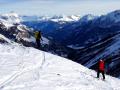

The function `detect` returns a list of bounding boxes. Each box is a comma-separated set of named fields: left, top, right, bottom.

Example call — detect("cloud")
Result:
left=0, top=0, right=120, bottom=16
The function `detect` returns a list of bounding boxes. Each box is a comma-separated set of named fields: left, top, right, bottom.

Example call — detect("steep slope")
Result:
left=0, top=44, right=120, bottom=90
left=1, top=11, right=120, bottom=80
left=19, top=10, right=120, bottom=78
left=71, top=32, right=120, bottom=78
left=0, top=34, right=13, bottom=44
left=62, top=10, right=120, bottom=46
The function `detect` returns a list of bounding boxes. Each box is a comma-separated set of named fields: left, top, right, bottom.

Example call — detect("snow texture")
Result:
left=0, top=44, right=120, bottom=90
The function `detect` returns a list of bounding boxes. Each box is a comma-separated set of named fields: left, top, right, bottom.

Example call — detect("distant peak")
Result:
left=2, top=12, right=19, bottom=18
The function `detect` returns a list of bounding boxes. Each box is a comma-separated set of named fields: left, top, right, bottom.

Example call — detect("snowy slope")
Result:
left=71, top=32, right=120, bottom=78
left=0, top=44, right=120, bottom=90
left=85, top=33, right=120, bottom=68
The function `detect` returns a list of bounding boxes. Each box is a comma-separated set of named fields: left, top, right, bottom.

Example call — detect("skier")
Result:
left=35, top=31, right=42, bottom=49
left=97, top=59, right=105, bottom=80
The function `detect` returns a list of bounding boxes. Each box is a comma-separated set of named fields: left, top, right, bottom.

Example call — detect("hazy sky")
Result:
left=0, top=0, right=120, bottom=16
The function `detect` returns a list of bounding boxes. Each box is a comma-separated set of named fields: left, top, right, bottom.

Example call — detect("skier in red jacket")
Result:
left=97, top=59, right=105, bottom=80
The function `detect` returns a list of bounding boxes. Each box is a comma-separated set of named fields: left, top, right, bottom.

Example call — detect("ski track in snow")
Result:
left=0, top=44, right=120, bottom=90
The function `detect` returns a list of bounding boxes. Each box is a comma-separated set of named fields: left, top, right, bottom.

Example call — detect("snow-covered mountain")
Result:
left=44, top=10, right=120, bottom=46
left=27, top=9, right=120, bottom=79
left=0, top=20, right=35, bottom=47
left=0, top=34, right=15, bottom=44
left=79, top=14, right=97, bottom=23
left=98, top=10, right=120, bottom=26
left=0, top=44, right=120, bottom=90
left=0, top=12, right=20, bottom=28
left=22, top=10, right=120, bottom=78
left=1, top=10, right=120, bottom=79
left=21, top=14, right=97, bottom=44
left=50, top=15, right=81, bottom=22
left=20, top=14, right=82, bottom=38
left=0, top=12, right=50, bottom=48
left=21, top=15, right=81, bottom=22
left=7, top=10, right=120, bottom=45
left=69, top=32, right=120, bottom=78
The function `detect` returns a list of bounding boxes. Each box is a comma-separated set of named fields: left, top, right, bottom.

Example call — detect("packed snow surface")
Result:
left=0, top=44, right=120, bottom=90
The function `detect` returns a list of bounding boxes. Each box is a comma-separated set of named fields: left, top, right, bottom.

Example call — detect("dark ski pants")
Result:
left=97, top=70, right=105, bottom=80
left=36, top=39, right=41, bottom=49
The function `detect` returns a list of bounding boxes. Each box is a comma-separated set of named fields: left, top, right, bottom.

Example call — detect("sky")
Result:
left=0, top=0, right=120, bottom=16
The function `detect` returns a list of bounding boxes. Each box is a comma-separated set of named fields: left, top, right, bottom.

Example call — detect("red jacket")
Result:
left=99, top=60, right=105, bottom=71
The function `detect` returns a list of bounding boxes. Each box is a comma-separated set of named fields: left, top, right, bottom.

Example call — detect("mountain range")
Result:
left=0, top=10, right=120, bottom=78
left=1, top=13, right=120, bottom=90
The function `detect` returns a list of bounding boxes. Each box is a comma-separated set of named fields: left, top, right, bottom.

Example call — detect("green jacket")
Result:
left=35, top=31, right=41, bottom=39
